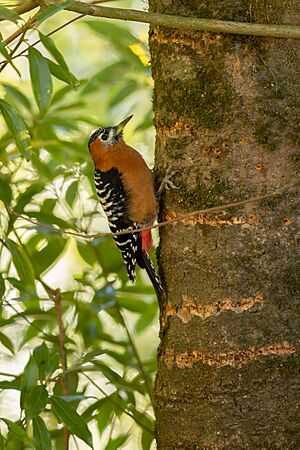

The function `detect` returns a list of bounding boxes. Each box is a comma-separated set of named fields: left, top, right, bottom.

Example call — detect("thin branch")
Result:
left=2, top=10, right=39, bottom=47
left=0, top=371, right=18, bottom=378
left=36, top=275, right=69, bottom=449
left=0, top=30, right=26, bottom=73
left=65, top=1, right=300, bottom=40
left=2, top=297, right=49, bottom=339
left=0, top=14, right=84, bottom=70
left=42, top=283, right=69, bottom=450
left=8, top=178, right=300, bottom=240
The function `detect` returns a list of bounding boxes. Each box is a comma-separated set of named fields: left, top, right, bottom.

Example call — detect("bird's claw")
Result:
left=158, top=168, right=180, bottom=197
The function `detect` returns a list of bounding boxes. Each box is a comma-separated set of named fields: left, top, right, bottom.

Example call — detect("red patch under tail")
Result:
left=141, top=230, right=152, bottom=252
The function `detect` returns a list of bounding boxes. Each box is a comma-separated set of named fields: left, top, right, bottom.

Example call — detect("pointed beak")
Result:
left=116, top=115, right=133, bottom=135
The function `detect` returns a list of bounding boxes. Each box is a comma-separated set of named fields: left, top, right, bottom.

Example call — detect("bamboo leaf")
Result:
left=46, top=57, right=79, bottom=87
left=0, top=432, right=4, bottom=450
left=24, top=385, right=48, bottom=420
left=2, top=82, right=32, bottom=111
left=14, top=182, right=44, bottom=213
left=39, top=32, right=79, bottom=89
left=0, top=419, right=33, bottom=447
left=0, top=331, right=14, bottom=354
left=0, top=33, right=21, bottom=76
left=105, top=434, right=129, bottom=450
left=0, top=273, right=5, bottom=298
left=141, top=427, right=154, bottom=450
left=0, top=173, right=12, bottom=204
left=0, top=99, right=32, bottom=160
left=28, top=47, right=53, bottom=116
left=32, top=417, right=51, bottom=450
left=51, top=396, right=93, bottom=447
left=35, top=1, right=74, bottom=25
left=0, top=379, right=20, bottom=390
left=0, top=6, right=20, bottom=22
left=21, top=356, right=39, bottom=393
left=4, top=238, right=35, bottom=289
left=66, top=180, right=78, bottom=207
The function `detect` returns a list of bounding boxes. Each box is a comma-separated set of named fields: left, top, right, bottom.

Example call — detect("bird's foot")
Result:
left=157, top=167, right=180, bottom=198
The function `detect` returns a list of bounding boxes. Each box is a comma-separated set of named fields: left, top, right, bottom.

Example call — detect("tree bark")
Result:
left=149, top=1, right=300, bottom=448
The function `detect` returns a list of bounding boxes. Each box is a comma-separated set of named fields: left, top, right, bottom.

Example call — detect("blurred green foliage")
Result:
left=0, top=1, right=157, bottom=448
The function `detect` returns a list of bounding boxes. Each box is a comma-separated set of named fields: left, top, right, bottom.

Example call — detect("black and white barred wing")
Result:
left=94, top=168, right=138, bottom=281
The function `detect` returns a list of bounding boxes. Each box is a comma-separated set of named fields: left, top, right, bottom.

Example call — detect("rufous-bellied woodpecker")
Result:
left=88, top=115, right=164, bottom=299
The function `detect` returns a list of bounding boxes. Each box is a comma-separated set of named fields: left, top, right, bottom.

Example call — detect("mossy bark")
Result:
left=149, top=1, right=300, bottom=448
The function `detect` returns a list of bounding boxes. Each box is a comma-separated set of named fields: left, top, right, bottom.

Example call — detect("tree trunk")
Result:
left=149, top=1, right=300, bottom=448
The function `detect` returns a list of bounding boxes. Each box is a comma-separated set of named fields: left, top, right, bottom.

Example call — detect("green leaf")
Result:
left=4, top=238, right=35, bottom=289
left=81, top=61, right=127, bottom=95
left=0, top=331, right=14, bottom=354
left=46, top=57, right=79, bottom=87
left=2, top=82, right=32, bottom=111
left=44, top=351, right=60, bottom=377
left=28, top=47, right=53, bottom=116
left=77, top=241, right=96, bottom=266
left=135, top=303, right=157, bottom=334
left=0, top=33, right=21, bottom=76
left=0, top=419, right=33, bottom=447
left=35, top=1, right=74, bottom=25
left=0, top=173, right=12, bottom=204
left=0, top=99, right=32, bottom=160
left=109, top=81, right=137, bottom=108
left=105, top=434, right=129, bottom=450
left=33, top=342, right=58, bottom=377
left=22, top=321, right=45, bottom=345
left=0, top=33, right=9, bottom=60
left=84, top=21, right=145, bottom=69
left=0, top=432, right=4, bottom=450
left=117, top=295, right=148, bottom=313
left=92, top=361, right=145, bottom=394
left=29, top=234, right=67, bottom=276
left=0, top=273, right=5, bottom=298
left=51, top=85, right=73, bottom=104
left=24, top=385, right=48, bottom=419
left=21, top=355, right=39, bottom=393
left=0, top=379, right=20, bottom=390
left=14, top=182, right=44, bottom=213
left=141, top=428, right=154, bottom=450
left=33, top=342, right=49, bottom=367
left=51, top=396, right=93, bottom=447
left=39, top=32, right=79, bottom=89
left=66, top=180, right=78, bottom=207
left=6, top=434, right=23, bottom=450
left=96, top=399, right=113, bottom=432
left=130, top=409, right=154, bottom=436
left=32, top=417, right=51, bottom=450
left=0, top=6, right=20, bottom=22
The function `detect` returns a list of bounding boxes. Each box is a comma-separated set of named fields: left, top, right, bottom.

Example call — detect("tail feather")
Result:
left=137, top=250, right=164, bottom=300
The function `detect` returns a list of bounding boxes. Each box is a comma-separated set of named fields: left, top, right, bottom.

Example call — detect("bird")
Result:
left=88, top=115, right=164, bottom=300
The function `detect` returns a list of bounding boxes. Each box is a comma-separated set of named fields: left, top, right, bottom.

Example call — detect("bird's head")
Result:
left=88, top=115, right=133, bottom=148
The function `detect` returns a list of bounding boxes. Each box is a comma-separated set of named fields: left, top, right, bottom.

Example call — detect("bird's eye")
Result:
left=101, top=132, right=109, bottom=141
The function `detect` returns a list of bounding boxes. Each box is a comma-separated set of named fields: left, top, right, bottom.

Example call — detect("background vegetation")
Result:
left=0, top=1, right=158, bottom=448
